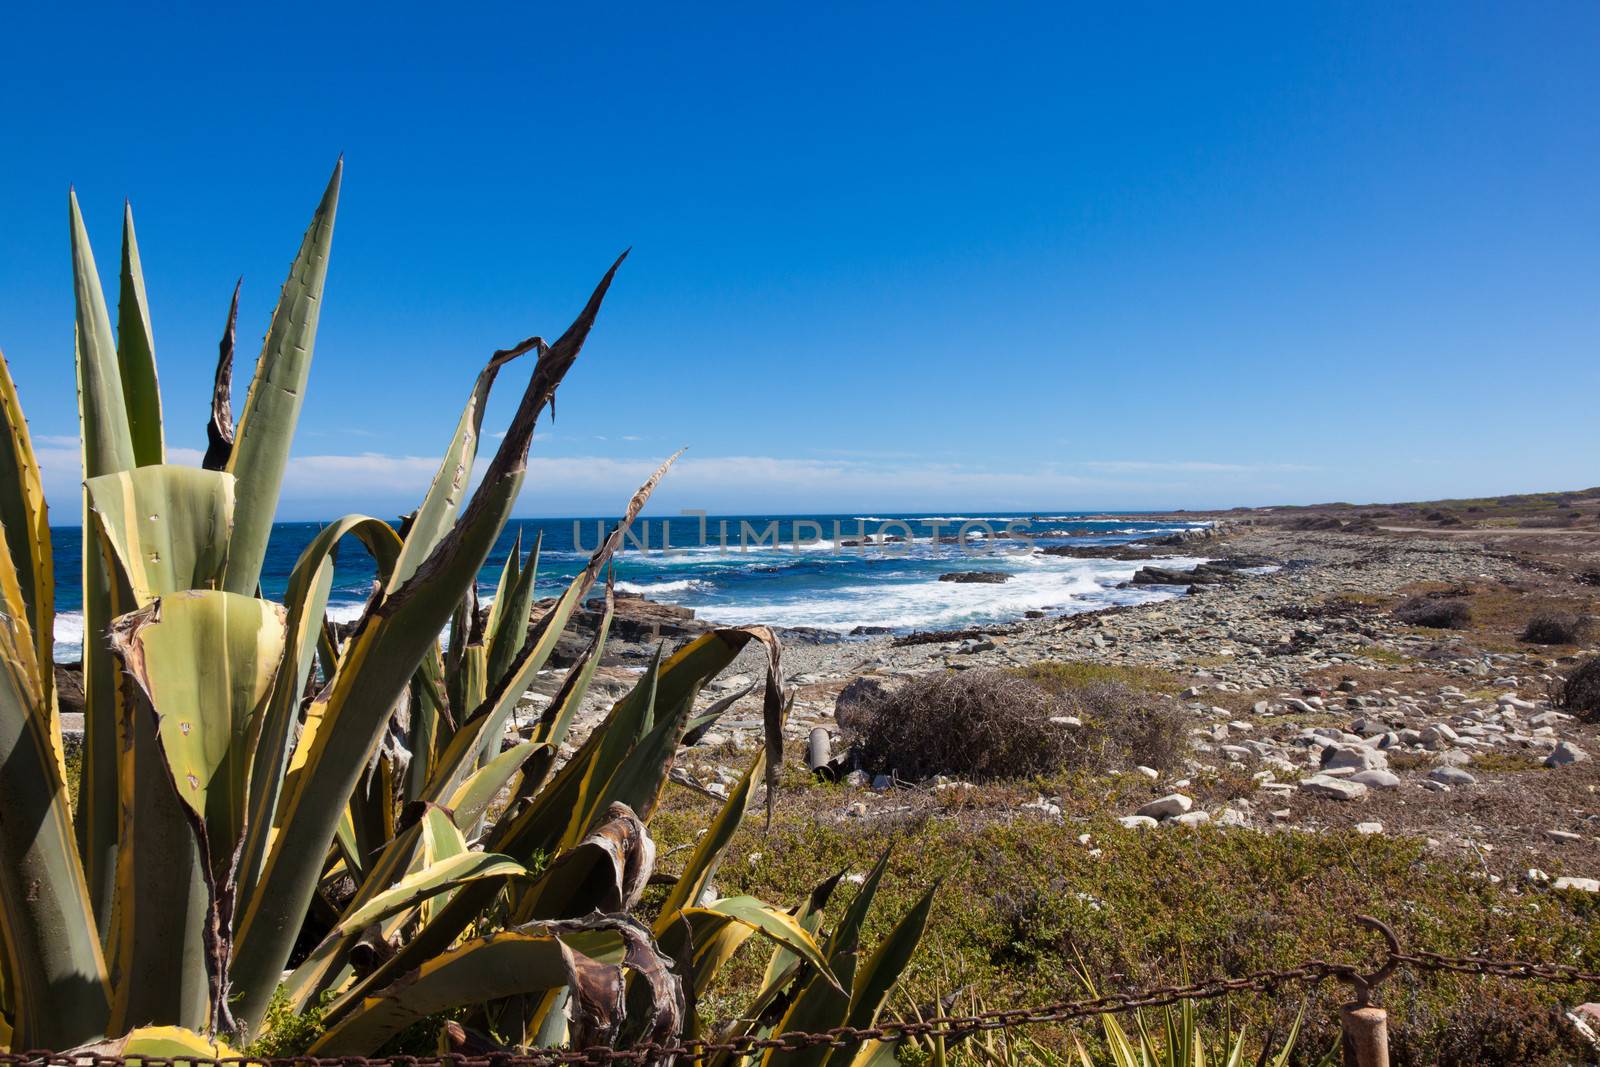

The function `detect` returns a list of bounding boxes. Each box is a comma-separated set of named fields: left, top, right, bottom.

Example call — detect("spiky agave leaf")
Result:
left=222, top=161, right=341, bottom=595
left=230, top=254, right=627, bottom=1035
left=68, top=1023, right=237, bottom=1061
left=109, top=590, right=288, bottom=1034
left=0, top=348, right=56, bottom=710
left=117, top=203, right=164, bottom=467
left=202, top=280, right=240, bottom=471
left=307, top=926, right=628, bottom=1055
left=0, top=498, right=109, bottom=1048
left=85, top=466, right=235, bottom=607
left=70, top=189, right=138, bottom=927
left=235, top=515, right=402, bottom=899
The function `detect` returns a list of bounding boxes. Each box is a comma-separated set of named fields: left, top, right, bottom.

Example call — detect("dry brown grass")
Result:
left=1521, top=611, right=1589, bottom=645
left=849, top=669, right=1187, bottom=782
left=1560, top=656, right=1600, bottom=721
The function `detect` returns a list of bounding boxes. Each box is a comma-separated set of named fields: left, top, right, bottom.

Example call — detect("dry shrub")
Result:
left=1560, top=656, right=1600, bottom=721
left=1522, top=612, right=1588, bottom=645
left=850, top=669, right=1186, bottom=782
left=1394, top=596, right=1472, bottom=630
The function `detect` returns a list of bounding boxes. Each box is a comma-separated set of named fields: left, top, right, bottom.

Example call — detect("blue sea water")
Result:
left=48, top=512, right=1207, bottom=661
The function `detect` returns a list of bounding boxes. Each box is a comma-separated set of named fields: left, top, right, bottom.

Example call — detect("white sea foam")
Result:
left=697, top=555, right=1209, bottom=633
left=325, top=602, right=369, bottom=625
left=616, top=579, right=707, bottom=597
left=54, top=612, right=85, bottom=660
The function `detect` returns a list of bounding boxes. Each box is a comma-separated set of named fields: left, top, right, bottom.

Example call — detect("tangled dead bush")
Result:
left=1560, top=656, right=1600, bottom=721
left=849, top=669, right=1186, bottom=782
left=1393, top=596, right=1472, bottom=630
left=1522, top=612, right=1589, bottom=645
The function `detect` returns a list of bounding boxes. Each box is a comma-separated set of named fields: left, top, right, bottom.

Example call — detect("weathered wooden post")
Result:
left=1341, top=1004, right=1390, bottom=1067
left=1341, top=915, right=1399, bottom=1067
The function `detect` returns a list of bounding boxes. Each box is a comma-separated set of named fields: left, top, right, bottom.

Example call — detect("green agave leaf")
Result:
left=231, top=255, right=626, bottom=1035
left=71, top=189, right=137, bottom=928
left=446, top=738, right=546, bottom=830
left=69, top=1023, right=237, bottom=1061
left=86, top=465, right=235, bottom=607
left=111, top=590, right=287, bottom=853
left=109, top=590, right=288, bottom=1033
left=237, top=515, right=401, bottom=898
left=0, top=536, right=109, bottom=1048
left=484, top=530, right=539, bottom=690
left=657, top=744, right=768, bottom=921
left=333, top=849, right=526, bottom=936
left=825, top=883, right=939, bottom=1065
left=0, top=348, right=56, bottom=702
left=222, top=161, right=341, bottom=595
left=307, top=930, right=608, bottom=1055
left=117, top=202, right=164, bottom=467
left=684, top=897, right=837, bottom=993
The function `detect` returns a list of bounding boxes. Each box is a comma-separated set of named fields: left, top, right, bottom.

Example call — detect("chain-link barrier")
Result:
left=2, top=916, right=1596, bottom=1066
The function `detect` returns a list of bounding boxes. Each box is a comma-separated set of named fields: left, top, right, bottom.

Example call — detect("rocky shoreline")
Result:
left=625, top=522, right=1600, bottom=883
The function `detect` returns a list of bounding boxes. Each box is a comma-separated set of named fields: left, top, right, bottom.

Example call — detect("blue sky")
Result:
left=2, top=2, right=1596, bottom=519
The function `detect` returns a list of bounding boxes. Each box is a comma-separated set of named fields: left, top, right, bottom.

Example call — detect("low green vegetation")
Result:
left=651, top=775, right=1600, bottom=1066
left=1011, top=661, right=1187, bottom=696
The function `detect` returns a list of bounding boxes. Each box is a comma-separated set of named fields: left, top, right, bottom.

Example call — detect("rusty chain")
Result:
left=2, top=916, right=1595, bottom=1066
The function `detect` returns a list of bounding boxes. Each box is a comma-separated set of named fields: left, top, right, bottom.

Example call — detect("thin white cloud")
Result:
left=31, top=443, right=1327, bottom=517
left=1074, top=460, right=1319, bottom=474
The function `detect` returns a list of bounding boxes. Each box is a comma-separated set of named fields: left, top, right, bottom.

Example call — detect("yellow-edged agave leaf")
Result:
left=741, top=851, right=893, bottom=1067
left=819, top=884, right=939, bottom=1067
left=307, top=930, right=611, bottom=1055
left=446, top=739, right=546, bottom=830
left=71, top=1024, right=236, bottom=1062
left=484, top=530, right=539, bottom=689
left=237, top=514, right=401, bottom=898
left=282, top=805, right=469, bottom=1010
left=658, top=745, right=768, bottom=921
left=108, top=590, right=286, bottom=1033
left=230, top=256, right=627, bottom=1036
left=71, top=189, right=138, bottom=928
left=111, top=590, right=286, bottom=857
left=0, top=534, right=109, bottom=1048
left=333, top=619, right=781, bottom=1023
left=117, top=203, right=164, bottom=467
left=319, top=649, right=663, bottom=1028
left=222, top=161, right=340, bottom=595
left=86, top=466, right=235, bottom=606
left=0, top=348, right=56, bottom=701
left=683, top=896, right=838, bottom=989
left=332, top=850, right=527, bottom=935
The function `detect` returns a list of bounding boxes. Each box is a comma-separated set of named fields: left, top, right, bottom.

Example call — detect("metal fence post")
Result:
left=1341, top=1003, right=1390, bottom=1067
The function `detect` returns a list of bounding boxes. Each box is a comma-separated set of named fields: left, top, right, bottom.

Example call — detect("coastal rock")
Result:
left=1320, top=743, right=1387, bottom=773
left=1135, top=793, right=1193, bottom=819
left=1299, top=775, right=1368, bottom=800
left=1427, top=766, right=1477, bottom=787
left=938, top=571, right=1011, bottom=584
left=1545, top=741, right=1589, bottom=767
left=1349, top=769, right=1401, bottom=790
left=1554, top=877, right=1600, bottom=893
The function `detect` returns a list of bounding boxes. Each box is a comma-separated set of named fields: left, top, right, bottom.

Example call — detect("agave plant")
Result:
left=915, top=992, right=1331, bottom=1067
left=0, top=167, right=933, bottom=1057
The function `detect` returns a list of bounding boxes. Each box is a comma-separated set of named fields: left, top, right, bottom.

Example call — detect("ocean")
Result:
left=48, top=513, right=1208, bottom=661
